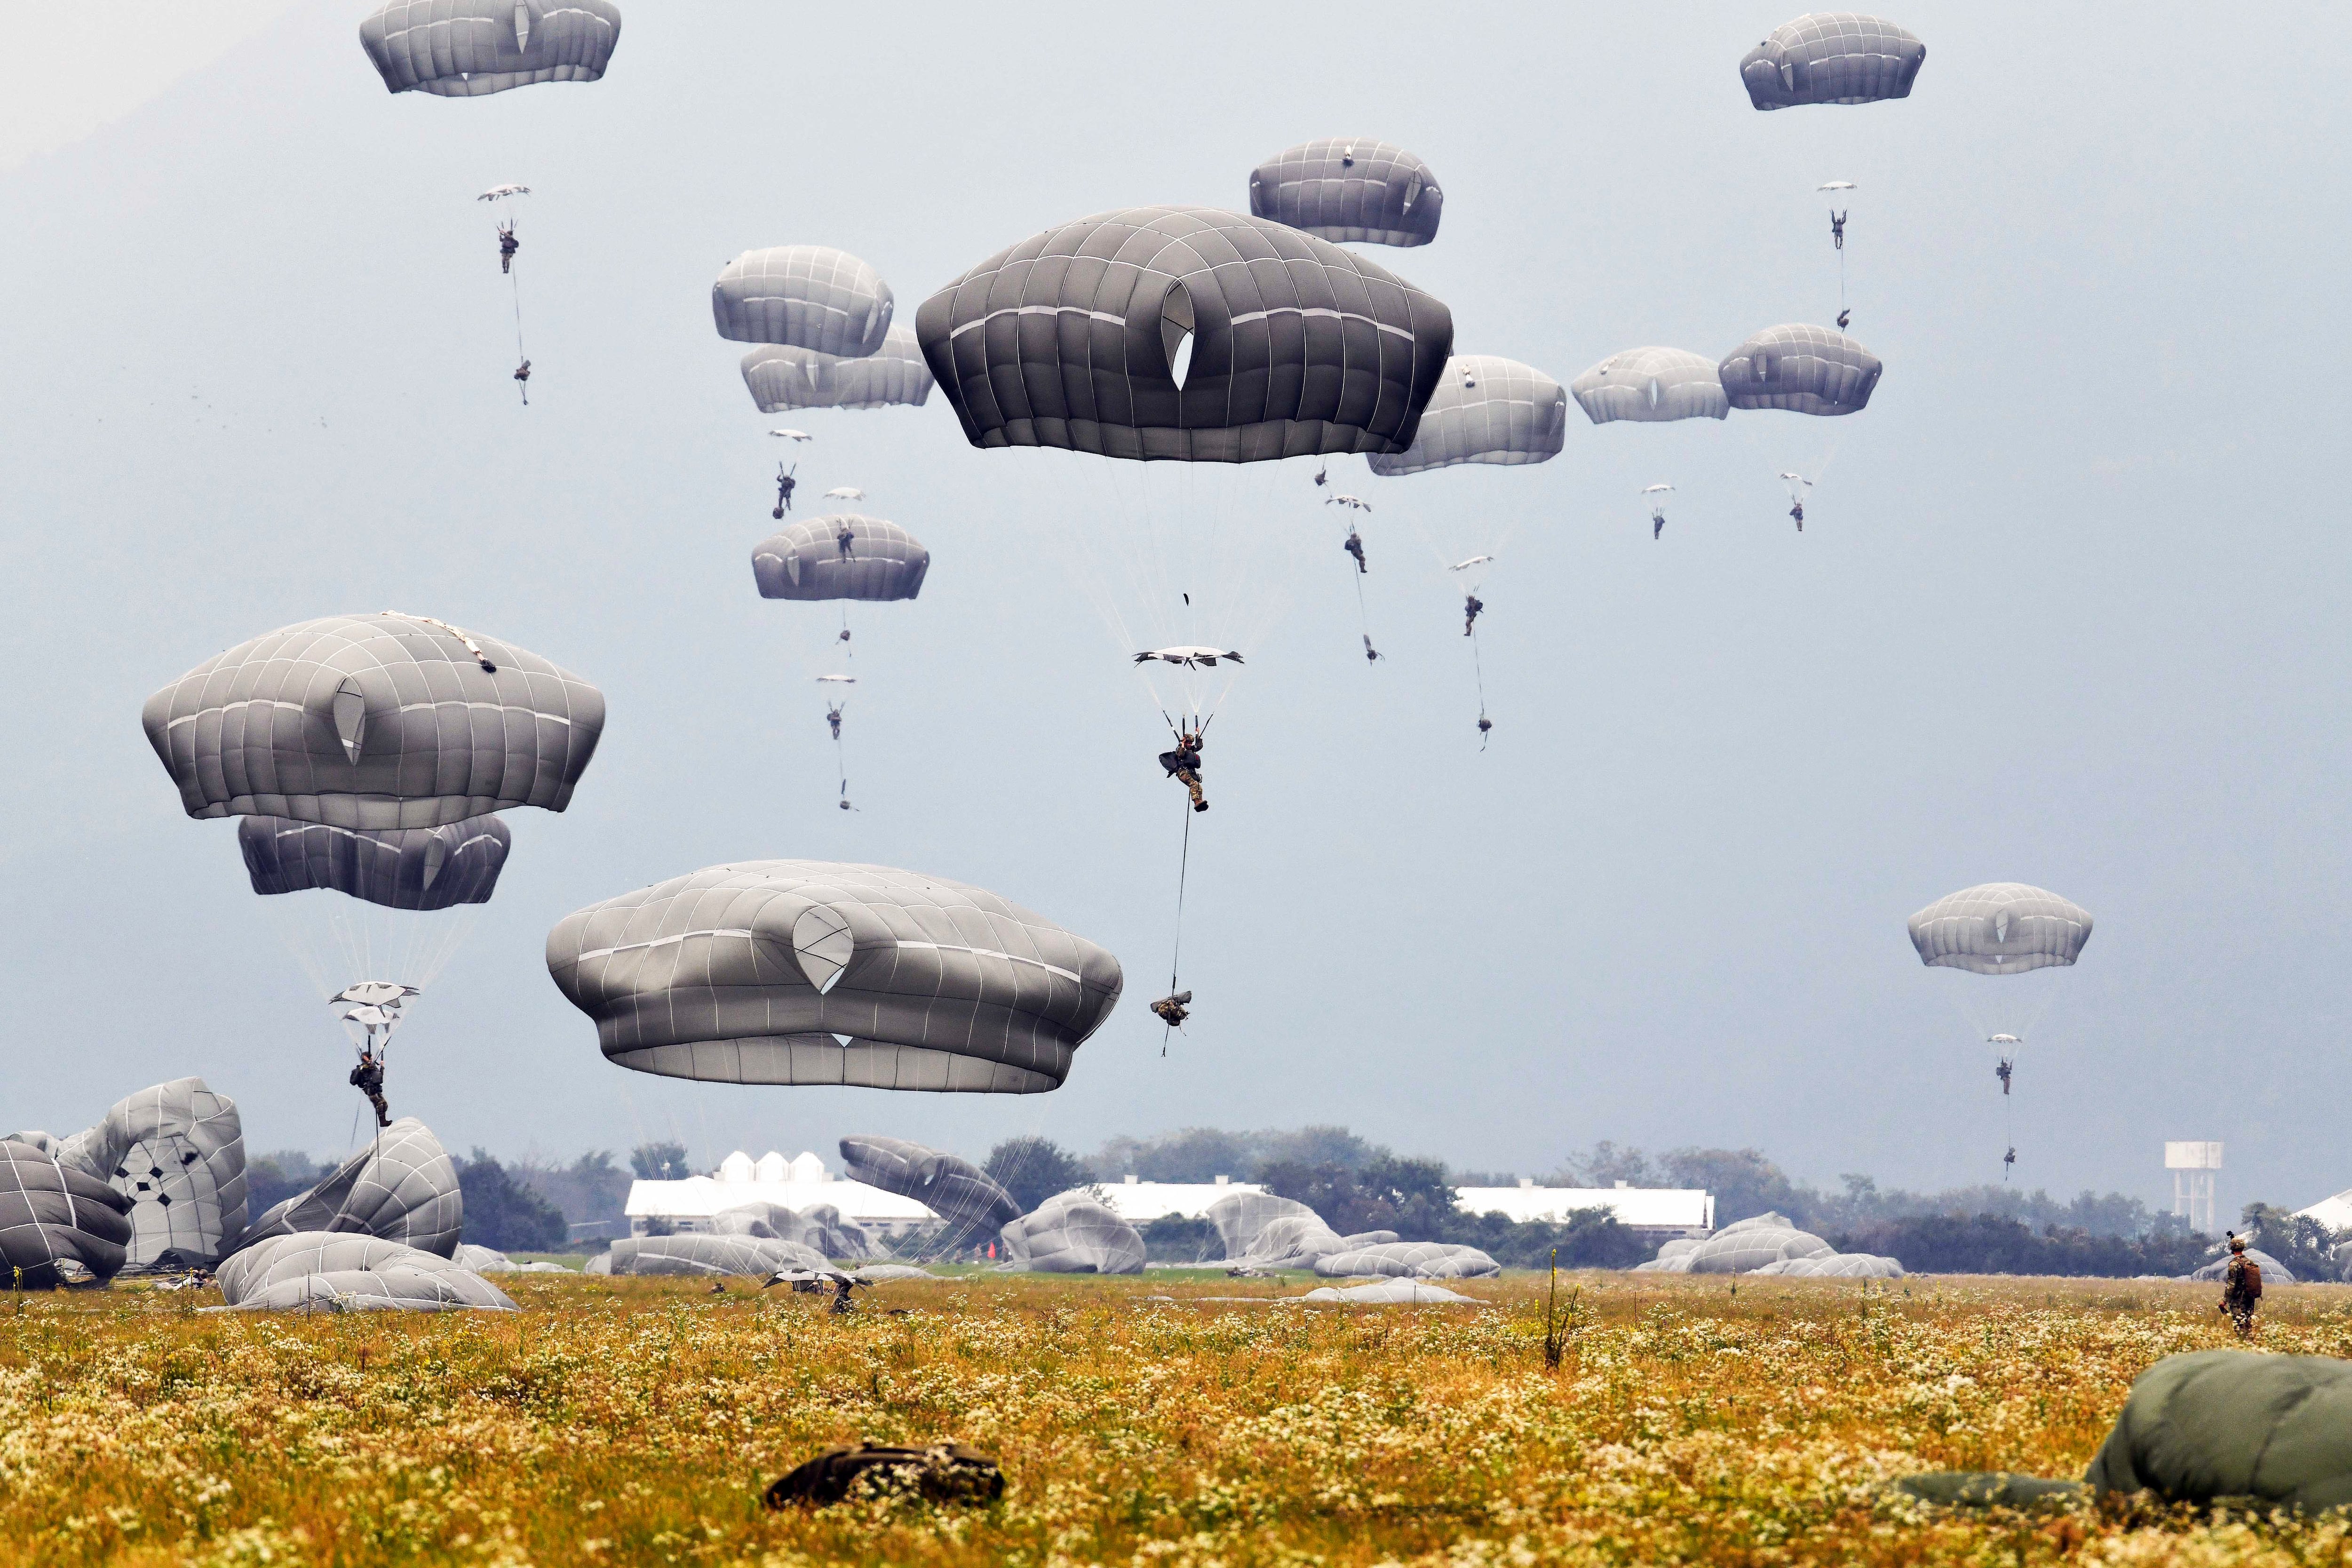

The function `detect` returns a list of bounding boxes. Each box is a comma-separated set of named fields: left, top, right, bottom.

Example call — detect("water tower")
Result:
left=2166, top=1141, right=2222, bottom=1234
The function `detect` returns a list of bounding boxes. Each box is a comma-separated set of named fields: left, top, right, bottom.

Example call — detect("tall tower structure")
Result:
left=2166, top=1141, right=2222, bottom=1234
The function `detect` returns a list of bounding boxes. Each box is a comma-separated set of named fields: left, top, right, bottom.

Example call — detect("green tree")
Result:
left=985, top=1136, right=1095, bottom=1214
left=629, top=1140, right=689, bottom=1181
left=457, top=1150, right=569, bottom=1251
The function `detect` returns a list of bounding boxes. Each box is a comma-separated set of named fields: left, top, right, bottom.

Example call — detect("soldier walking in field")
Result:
left=2220, top=1233, right=2262, bottom=1339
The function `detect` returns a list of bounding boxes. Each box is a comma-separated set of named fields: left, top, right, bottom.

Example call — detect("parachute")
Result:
left=1314, top=1242, right=1500, bottom=1279
left=742, top=326, right=934, bottom=413
left=839, top=1136, right=1022, bottom=1240
left=1740, top=13, right=1926, bottom=110
left=999, top=1191, right=1145, bottom=1274
left=712, top=246, right=893, bottom=357
left=1718, top=326, right=1882, bottom=415
left=232, top=1117, right=462, bottom=1259
left=546, top=861, right=1124, bottom=1093
left=1366, top=355, right=1567, bottom=476
left=752, top=517, right=929, bottom=602
left=599, top=1234, right=828, bottom=1277
left=55, top=1078, right=247, bottom=1273
left=1570, top=347, right=1730, bottom=424
left=215, top=1234, right=516, bottom=1312
left=1247, top=138, right=1443, bottom=248
left=239, top=815, right=510, bottom=911
left=2087, top=1352, right=2352, bottom=1512
left=359, top=0, right=622, bottom=97
left=0, top=1138, right=135, bottom=1287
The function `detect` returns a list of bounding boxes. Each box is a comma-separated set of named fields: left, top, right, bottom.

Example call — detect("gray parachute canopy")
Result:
left=752, top=518, right=930, bottom=603
left=2086, top=1351, right=2352, bottom=1511
left=1205, top=1190, right=1319, bottom=1259
left=742, top=326, right=934, bottom=413
left=359, top=0, right=621, bottom=97
left=710, top=1201, right=870, bottom=1260
left=840, top=1136, right=1021, bottom=1235
left=915, top=206, right=1454, bottom=463
left=1741, top=13, right=1925, bottom=110
left=1313, top=1242, right=1500, bottom=1279
left=1907, top=883, right=2094, bottom=976
left=0, top=1139, right=135, bottom=1287
left=233, top=1118, right=461, bottom=1258
left=1000, top=1191, right=1145, bottom=1274
left=1570, top=347, right=1731, bottom=424
left=1366, top=355, right=1567, bottom=476
left=712, top=246, right=893, bottom=357
left=143, top=613, right=605, bottom=831
left=1248, top=138, right=1443, bottom=248
left=1685, top=1212, right=1835, bottom=1274
left=602, top=1234, right=828, bottom=1277
left=547, top=862, right=1124, bottom=1093
left=239, top=814, right=510, bottom=911
left=1718, top=325, right=1883, bottom=415
left=215, top=1235, right=516, bottom=1313
left=55, top=1078, right=247, bottom=1272
left=1241, top=1214, right=1352, bottom=1270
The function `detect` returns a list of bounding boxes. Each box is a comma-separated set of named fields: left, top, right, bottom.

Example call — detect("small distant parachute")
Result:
left=840, top=1136, right=1021, bottom=1237
left=1819, top=180, right=1857, bottom=192
left=1326, top=494, right=1372, bottom=511
left=1740, top=14, right=1925, bottom=110
left=1907, top=883, right=2093, bottom=975
left=1368, top=355, right=1567, bottom=475
left=771, top=429, right=813, bottom=442
left=477, top=183, right=530, bottom=201
left=712, top=246, right=892, bottom=357
left=824, top=486, right=865, bottom=500
left=1718, top=325, right=1882, bottom=415
left=1448, top=554, right=1494, bottom=573
left=1134, top=647, right=1242, bottom=669
left=816, top=673, right=856, bottom=685
left=231, top=1119, right=462, bottom=1259
left=742, top=327, right=934, bottom=413
left=753, top=517, right=930, bottom=601
left=1248, top=138, right=1443, bottom=248
left=360, top=0, right=622, bottom=97
left=0, top=1138, right=135, bottom=1287
left=239, top=815, right=511, bottom=911
left=547, top=862, right=1124, bottom=1093
left=1571, top=347, right=1730, bottom=424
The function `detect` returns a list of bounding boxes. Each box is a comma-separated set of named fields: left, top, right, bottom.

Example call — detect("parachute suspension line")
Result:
left=1162, top=796, right=1193, bottom=1059
left=1470, top=623, right=1492, bottom=747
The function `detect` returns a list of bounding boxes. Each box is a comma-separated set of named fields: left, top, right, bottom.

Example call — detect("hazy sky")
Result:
left=3, top=4, right=2346, bottom=1219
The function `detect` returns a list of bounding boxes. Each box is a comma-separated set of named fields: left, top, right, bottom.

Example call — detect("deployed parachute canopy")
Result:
left=1367, top=355, right=1567, bottom=476
left=1907, top=883, right=2093, bottom=975
left=713, top=246, right=894, bottom=358
left=1247, top=138, right=1443, bottom=248
left=1571, top=347, right=1731, bottom=424
left=0, top=1138, right=135, bottom=1287
left=1000, top=1191, right=1145, bottom=1274
left=547, top=862, right=1124, bottom=1093
left=1740, top=13, right=1925, bottom=110
left=360, top=0, right=622, bottom=97
left=142, top=612, right=604, bottom=831
left=742, top=327, right=934, bottom=413
left=53, top=1078, right=247, bottom=1273
left=232, top=1118, right=462, bottom=1259
left=1718, top=325, right=1882, bottom=415
left=753, top=518, right=930, bottom=602
left=840, top=1136, right=1021, bottom=1236
left=239, top=814, right=511, bottom=911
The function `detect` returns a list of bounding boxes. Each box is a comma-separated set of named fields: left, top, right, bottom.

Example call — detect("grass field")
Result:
left=5, top=1269, right=2349, bottom=1567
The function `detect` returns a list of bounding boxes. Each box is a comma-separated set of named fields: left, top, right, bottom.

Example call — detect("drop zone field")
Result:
left=6, top=1269, right=2348, bottom=1567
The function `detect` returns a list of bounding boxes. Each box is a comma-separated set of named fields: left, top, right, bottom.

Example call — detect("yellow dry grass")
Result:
left=6, top=1269, right=2352, bottom=1567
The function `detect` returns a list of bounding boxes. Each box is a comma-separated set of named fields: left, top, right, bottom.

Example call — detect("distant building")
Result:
left=1093, top=1173, right=1265, bottom=1223
left=2168, top=1141, right=2223, bottom=1234
left=1454, top=1180, right=1714, bottom=1240
left=624, top=1149, right=936, bottom=1238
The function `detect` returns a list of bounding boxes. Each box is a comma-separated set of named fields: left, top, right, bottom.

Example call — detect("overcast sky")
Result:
left=2, top=4, right=2345, bottom=1218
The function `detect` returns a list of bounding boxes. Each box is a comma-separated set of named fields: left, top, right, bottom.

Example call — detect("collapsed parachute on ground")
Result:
left=360, top=0, right=622, bottom=97
left=710, top=1201, right=871, bottom=1260
left=1752, top=1252, right=1904, bottom=1278
left=752, top=519, right=930, bottom=602
left=1000, top=1192, right=1145, bottom=1274
left=0, top=1139, right=134, bottom=1287
left=1313, top=1242, right=1499, bottom=1279
left=742, top=327, right=934, bottom=412
left=1301, top=1279, right=1487, bottom=1305
left=1741, top=13, right=1926, bottom=110
left=143, top=613, right=605, bottom=831
left=1570, top=347, right=1731, bottom=424
left=1205, top=1191, right=1319, bottom=1259
left=1248, top=138, right=1442, bottom=248
left=2087, top=1351, right=2352, bottom=1511
left=1907, top=884, right=2094, bottom=975
left=713, top=247, right=893, bottom=358
left=234, top=1119, right=461, bottom=1259
left=56, top=1078, right=247, bottom=1272
left=239, top=815, right=511, bottom=910
left=215, top=1235, right=515, bottom=1312
left=594, top=1234, right=828, bottom=1277
left=840, top=1136, right=1021, bottom=1235
left=454, top=1243, right=569, bottom=1274
left=548, top=863, right=1124, bottom=1093
left=1366, top=356, right=1566, bottom=476
left=2186, top=1248, right=2294, bottom=1285
left=1718, top=325, right=1882, bottom=415
left=916, top=206, right=1453, bottom=463
left=1239, top=1214, right=1352, bottom=1271
left=1684, top=1213, right=1835, bottom=1274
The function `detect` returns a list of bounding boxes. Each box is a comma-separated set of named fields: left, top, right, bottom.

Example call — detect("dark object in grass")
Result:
left=763, top=1443, right=1005, bottom=1508
left=1894, top=1472, right=2085, bottom=1509
left=2088, top=1350, right=2352, bottom=1512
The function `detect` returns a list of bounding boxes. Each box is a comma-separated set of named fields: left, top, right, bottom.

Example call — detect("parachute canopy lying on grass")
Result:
left=1718, top=326, right=1882, bottom=415
left=916, top=206, right=1454, bottom=463
left=1314, top=1242, right=1499, bottom=1279
left=2086, top=1351, right=2352, bottom=1511
left=1751, top=1252, right=1904, bottom=1279
left=1570, top=347, right=1731, bottom=424
left=1248, top=138, right=1443, bottom=248
left=1205, top=1191, right=1319, bottom=1259
left=239, top=814, right=511, bottom=910
left=1907, top=883, right=2094, bottom=975
left=710, top=1202, right=871, bottom=1261
left=840, top=1137, right=1021, bottom=1234
left=548, top=863, right=1124, bottom=1093
left=1684, top=1213, right=1835, bottom=1274
left=742, top=327, right=934, bottom=413
left=56, top=1078, right=247, bottom=1272
left=1000, top=1192, right=1145, bottom=1274
left=752, top=519, right=930, bottom=603
left=215, top=1235, right=516, bottom=1313
left=1740, top=13, right=1925, bottom=110
left=0, top=1139, right=134, bottom=1287
left=360, top=0, right=622, bottom=97
left=1301, top=1279, right=1487, bottom=1305
left=234, top=1119, right=461, bottom=1259
left=1366, top=356, right=1567, bottom=476
left=713, top=247, right=894, bottom=358
left=597, top=1234, right=828, bottom=1277
left=453, top=1243, right=569, bottom=1274
left=143, top=613, right=605, bottom=831
left=1240, top=1214, right=1352, bottom=1271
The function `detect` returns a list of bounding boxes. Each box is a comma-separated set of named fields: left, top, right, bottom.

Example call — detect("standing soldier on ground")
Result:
left=2220, top=1233, right=2262, bottom=1339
